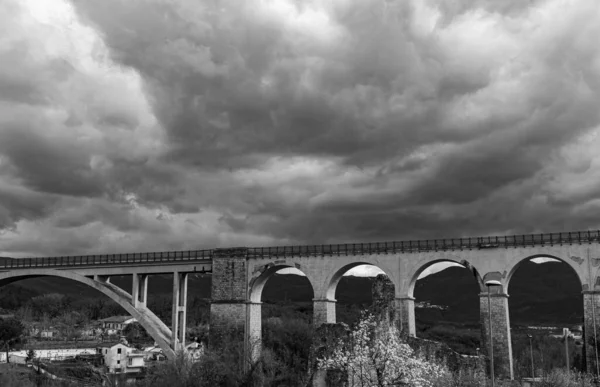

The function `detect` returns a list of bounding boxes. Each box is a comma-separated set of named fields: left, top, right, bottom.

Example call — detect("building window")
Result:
left=117, top=348, right=122, bottom=354
left=128, top=358, right=132, bottom=366
left=117, top=360, right=120, bottom=365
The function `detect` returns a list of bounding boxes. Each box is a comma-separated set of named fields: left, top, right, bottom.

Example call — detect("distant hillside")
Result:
left=0, top=260, right=583, bottom=326
left=413, top=260, right=582, bottom=326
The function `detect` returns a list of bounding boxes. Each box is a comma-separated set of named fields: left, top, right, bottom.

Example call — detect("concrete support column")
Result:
left=246, top=301, right=262, bottom=363
left=311, top=298, right=337, bottom=386
left=171, top=272, right=188, bottom=351
left=583, top=291, right=600, bottom=376
left=209, top=248, right=252, bottom=369
left=395, top=297, right=415, bottom=336
left=479, top=292, right=514, bottom=380
left=313, top=299, right=336, bottom=327
left=132, top=274, right=149, bottom=308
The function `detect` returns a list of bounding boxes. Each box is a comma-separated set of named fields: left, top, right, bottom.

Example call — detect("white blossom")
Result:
left=317, top=313, right=449, bottom=387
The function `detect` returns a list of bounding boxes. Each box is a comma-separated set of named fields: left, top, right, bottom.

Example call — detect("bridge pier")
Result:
left=313, top=298, right=336, bottom=326
left=132, top=273, right=148, bottom=308
left=246, top=301, right=262, bottom=363
left=395, top=296, right=416, bottom=336
left=209, top=248, right=255, bottom=369
left=583, top=291, right=600, bottom=375
left=172, top=272, right=188, bottom=351
left=479, top=290, right=513, bottom=380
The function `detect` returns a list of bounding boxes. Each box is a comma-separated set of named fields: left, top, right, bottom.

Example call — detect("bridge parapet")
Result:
left=0, top=249, right=214, bottom=270
left=244, top=230, right=600, bottom=258
left=2, top=230, right=600, bottom=270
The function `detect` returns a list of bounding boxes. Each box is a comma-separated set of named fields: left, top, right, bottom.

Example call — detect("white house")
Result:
left=97, top=343, right=145, bottom=374
left=98, top=316, right=137, bottom=335
left=142, top=344, right=166, bottom=361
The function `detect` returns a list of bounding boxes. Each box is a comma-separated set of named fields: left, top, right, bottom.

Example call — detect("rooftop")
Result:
left=96, top=342, right=127, bottom=348
left=98, top=316, right=134, bottom=323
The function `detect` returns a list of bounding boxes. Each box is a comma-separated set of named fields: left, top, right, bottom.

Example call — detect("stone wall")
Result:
left=209, top=248, right=249, bottom=351
left=210, top=248, right=248, bottom=301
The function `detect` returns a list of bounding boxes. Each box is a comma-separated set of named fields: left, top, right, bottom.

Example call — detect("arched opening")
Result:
left=109, top=273, right=211, bottom=348
left=330, top=263, right=392, bottom=326
left=507, top=255, right=584, bottom=378
left=410, top=259, right=483, bottom=355
left=249, top=265, right=315, bottom=386
left=0, top=270, right=175, bottom=359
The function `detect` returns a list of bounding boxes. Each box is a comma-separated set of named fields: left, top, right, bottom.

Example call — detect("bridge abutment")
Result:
left=479, top=292, right=513, bottom=380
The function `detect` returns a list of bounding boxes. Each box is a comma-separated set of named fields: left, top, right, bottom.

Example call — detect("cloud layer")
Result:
left=1, top=0, right=600, bottom=259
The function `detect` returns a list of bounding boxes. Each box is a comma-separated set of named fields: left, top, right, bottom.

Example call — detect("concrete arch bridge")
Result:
left=2, top=230, right=600, bottom=380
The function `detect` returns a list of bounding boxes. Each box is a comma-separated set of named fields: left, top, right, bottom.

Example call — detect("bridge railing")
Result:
left=0, top=249, right=213, bottom=270
left=1, top=230, right=599, bottom=269
left=244, top=230, right=600, bottom=257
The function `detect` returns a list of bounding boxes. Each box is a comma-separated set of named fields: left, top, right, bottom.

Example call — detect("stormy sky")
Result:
left=1, top=0, right=600, bottom=259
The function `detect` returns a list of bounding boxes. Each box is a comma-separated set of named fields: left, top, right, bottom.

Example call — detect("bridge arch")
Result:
left=324, top=261, right=397, bottom=301
left=246, top=262, right=315, bottom=363
left=506, top=253, right=585, bottom=290
left=0, top=269, right=175, bottom=359
left=408, top=258, right=484, bottom=298
left=505, top=254, right=585, bottom=376
left=249, top=262, right=315, bottom=303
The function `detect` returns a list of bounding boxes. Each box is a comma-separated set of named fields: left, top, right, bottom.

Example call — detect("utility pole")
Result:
left=527, top=334, right=535, bottom=379
left=563, top=328, right=570, bottom=371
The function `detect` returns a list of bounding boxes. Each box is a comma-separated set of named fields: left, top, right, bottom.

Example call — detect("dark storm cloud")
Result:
left=1, top=0, right=600, bottom=257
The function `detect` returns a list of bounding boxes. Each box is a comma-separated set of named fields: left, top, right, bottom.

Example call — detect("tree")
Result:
left=123, top=322, right=151, bottom=348
left=27, top=293, right=68, bottom=320
left=317, top=313, right=448, bottom=387
left=54, top=311, right=84, bottom=341
left=0, top=317, right=25, bottom=363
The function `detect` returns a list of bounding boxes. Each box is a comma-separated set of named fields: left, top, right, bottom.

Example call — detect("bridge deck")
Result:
left=1, top=230, right=599, bottom=270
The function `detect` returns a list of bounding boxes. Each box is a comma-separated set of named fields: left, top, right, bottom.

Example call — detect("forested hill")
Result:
left=0, top=260, right=583, bottom=325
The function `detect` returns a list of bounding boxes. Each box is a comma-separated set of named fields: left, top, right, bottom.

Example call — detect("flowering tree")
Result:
left=317, top=314, right=448, bottom=387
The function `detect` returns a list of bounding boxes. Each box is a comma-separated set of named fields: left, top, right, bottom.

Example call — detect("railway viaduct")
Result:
left=2, top=230, right=600, bottom=380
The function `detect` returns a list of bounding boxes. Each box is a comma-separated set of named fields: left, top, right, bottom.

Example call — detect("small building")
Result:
left=28, top=325, right=59, bottom=339
left=126, top=352, right=146, bottom=372
left=79, top=325, right=98, bottom=338
left=97, top=343, right=146, bottom=374
left=142, top=345, right=166, bottom=362
left=40, top=328, right=58, bottom=339
left=98, top=316, right=137, bottom=335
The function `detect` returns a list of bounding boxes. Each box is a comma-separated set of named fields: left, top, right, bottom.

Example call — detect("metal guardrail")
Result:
left=0, top=249, right=213, bottom=270
left=1, top=230, right=599, bottom=270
